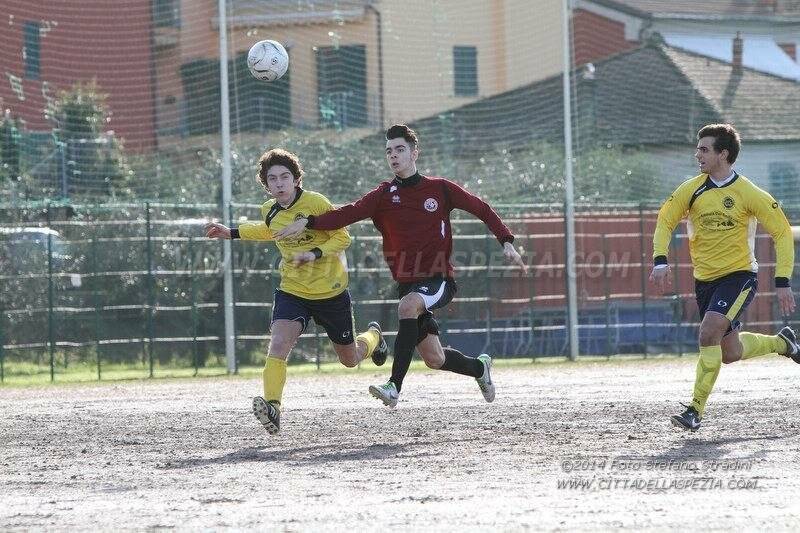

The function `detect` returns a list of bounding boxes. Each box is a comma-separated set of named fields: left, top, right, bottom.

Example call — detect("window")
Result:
left=453, top=46, right=478, bottom=97
left=23, top=22, right=40, bottom=80
left=153, top=0, right=180, bottom=28
left=316, top=45, right=367, bottom=129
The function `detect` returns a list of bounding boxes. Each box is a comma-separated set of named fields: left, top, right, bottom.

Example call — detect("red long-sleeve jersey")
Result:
left=307, top=173, right=514, bottom=283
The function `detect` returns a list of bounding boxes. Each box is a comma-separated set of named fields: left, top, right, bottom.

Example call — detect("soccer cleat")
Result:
left=368, top=321, right=389, bottom=366
left=368, top=381, right=399, bottom=408
left=252, top=396, right=280, bottom=434
left=476, top=354, right=495, bottom=403
left=777, top=326, right=800, bottom=363
left=670, top=403, right=701, bottom=432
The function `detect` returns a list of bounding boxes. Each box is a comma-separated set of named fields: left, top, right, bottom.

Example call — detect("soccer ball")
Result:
left=247, top=40, right=289, bottom=82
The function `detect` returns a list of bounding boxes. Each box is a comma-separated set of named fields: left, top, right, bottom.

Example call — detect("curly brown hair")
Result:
left=257, top=148, right=304, bottom=189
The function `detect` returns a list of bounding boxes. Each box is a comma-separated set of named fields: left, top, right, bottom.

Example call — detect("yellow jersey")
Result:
left=653, top=173, right=794, bottom=284
left=234, top=188, right=351, bottom=300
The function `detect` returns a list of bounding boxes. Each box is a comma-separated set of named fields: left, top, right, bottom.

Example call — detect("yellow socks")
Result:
left=263, top=356, right=287, bottom=408
left=739, top=332, right=788, bottom=360
left=691, top=345, right=722, bottom=417
left=355, top=329, right=380, bottom=360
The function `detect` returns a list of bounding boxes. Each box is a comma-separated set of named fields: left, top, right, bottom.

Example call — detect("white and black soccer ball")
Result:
left=247, top=40, right=289, bottom=82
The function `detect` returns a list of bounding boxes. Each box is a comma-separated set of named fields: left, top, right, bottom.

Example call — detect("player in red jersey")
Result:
left=274, top=124, right=527, bottom=407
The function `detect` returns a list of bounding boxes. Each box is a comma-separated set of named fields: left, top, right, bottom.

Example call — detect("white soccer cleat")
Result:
left=476, top=354, right=495, bottom=403
left=252, top=396, right=280, bottom=434
left=369, top=381, right=399, bottom=408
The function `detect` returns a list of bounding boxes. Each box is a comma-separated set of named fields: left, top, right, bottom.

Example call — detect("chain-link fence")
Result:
left=2, top=201, right=797, bottom=382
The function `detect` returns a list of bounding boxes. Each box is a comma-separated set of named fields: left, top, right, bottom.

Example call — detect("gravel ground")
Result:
left=2, top=356, right=800, bottom=531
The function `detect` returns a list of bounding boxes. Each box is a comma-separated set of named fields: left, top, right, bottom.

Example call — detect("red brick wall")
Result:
left=0, top=0, right=157, bottom=152
left=492, top=212, right=779, bottom=334
left=572, top=9, right=638, bottom=66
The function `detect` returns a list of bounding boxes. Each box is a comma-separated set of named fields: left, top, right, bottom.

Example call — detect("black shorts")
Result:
left=271, top=289, right=355, bottom=345
left=397, top=277, right=457, bottom=344
left=695, top=271, right=758, bottom=334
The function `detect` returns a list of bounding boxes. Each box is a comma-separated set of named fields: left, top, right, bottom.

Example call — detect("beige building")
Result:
left=153, top=0, right=564, bottom=137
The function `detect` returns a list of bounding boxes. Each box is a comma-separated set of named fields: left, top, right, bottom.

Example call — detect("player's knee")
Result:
left=398, top=295, right=423, bottom=318
left=268, top=336, right=295, bottom=355
left=423, top=358, right=441, bottom=369
left=339, top=356, right=359, bottom=368
left=698, top=325, right=724, bottom=346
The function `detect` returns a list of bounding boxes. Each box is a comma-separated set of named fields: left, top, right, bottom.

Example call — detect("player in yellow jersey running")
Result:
left=205, top=148, right=388, bottom=435
left=650, top=124, right=798, bottom=432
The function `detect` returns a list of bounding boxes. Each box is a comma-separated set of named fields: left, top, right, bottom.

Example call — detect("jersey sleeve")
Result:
left=307, top=183, right=386, bottom=231
left=235, top=222, right=274, bottom=241
left=309, top=193, right=352, bottom=257
left=747, top=185, right=794, bottom=286
left=652, top=181, right=693, bottom=264
left=443, top=180, right=514, bottom=245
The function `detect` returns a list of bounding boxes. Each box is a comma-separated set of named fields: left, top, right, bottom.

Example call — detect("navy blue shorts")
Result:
left=397, top=277, right=457, bottom=344
left=271, top=289, right=355, bottom=345
left=695, top=271, right=757, bottom=334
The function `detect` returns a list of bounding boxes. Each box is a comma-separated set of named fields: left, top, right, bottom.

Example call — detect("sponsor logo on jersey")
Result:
left=417, top=286, right=429, bottom=293
left=698, top=211, right=736, bottom=231
left=424, top=198, right=438, bottom=212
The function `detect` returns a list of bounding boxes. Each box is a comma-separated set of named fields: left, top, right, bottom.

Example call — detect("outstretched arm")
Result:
left=444, top=180, right=526, bottom=273
left=274, top=184, right=385, bottom=240
left=205, top=221, right=274, bottom=241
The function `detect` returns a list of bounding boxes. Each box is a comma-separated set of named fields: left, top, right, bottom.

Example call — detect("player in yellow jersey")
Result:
left=650, top=124, right=798, bottom=431
left=205, top=149, right=388, bottom=435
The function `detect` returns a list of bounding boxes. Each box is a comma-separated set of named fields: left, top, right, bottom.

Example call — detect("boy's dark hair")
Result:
left=386, top=124, right=419, bottom=149
left=697, top=123, right=741, bottom=164
left=257, top=148, right=303, bottom=189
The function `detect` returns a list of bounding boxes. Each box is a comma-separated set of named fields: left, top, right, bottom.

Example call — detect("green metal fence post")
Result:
left=639, top=203, right=649, bottom=357
left=0, top=300, right=5, bottom=383
left=189, top=235, right=199, bottom=376
left=602, top=233, right=612, bottom=358
left=47, top=203, right=55, bottom=382
left=528, top=230, right=537, bottom=362
left=91, top=235, right=102, bottom=380
left=484, top=233, right=493, bottom=353
left=562, top=202, right=571, bottom=358
left=228, top=202, right=238, bottom=373
left=145, top=202, right=155, bottom=378
left=315, top=324, right=322, bottom=370
left=673, top=232, right=683, bottom=358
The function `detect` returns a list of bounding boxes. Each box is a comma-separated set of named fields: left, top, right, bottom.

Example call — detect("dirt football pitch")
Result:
left=2, top=356, right=800, bottom=531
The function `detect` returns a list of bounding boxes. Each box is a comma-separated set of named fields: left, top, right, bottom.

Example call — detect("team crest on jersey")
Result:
left=424, top=198, right=438, bottom=212
left=294, top=213, right=306, bottom=221
left=392, top=195, right=401, bottom=203
left=722, top=197, right=735, bottom=209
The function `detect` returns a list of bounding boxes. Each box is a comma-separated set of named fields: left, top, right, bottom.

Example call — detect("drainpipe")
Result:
left=366, top=4, right=385, bottom=126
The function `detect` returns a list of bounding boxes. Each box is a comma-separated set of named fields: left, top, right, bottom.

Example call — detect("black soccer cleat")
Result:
left=671, top=403, right=701, bottom=432
left=777, top=326, right=800, bottom=363
left=368, top=321, right=389, bottom=366
left=253, top=396, right=280, bottom=435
